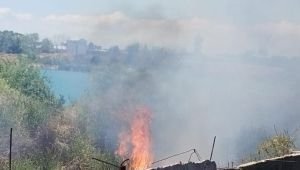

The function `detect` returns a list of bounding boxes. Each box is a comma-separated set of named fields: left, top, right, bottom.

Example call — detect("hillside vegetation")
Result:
left=0, top=58, right=118, bottom=169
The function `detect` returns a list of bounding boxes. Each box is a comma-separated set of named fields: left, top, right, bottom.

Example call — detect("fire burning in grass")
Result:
left=116, top=107, right=153, bottom=170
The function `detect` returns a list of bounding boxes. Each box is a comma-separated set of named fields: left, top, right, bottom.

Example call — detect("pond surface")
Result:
left=43, top=69, right=90, bottom=104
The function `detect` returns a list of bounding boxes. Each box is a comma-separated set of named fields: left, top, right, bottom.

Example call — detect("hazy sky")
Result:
left=0, top=0, right=300, bottom=56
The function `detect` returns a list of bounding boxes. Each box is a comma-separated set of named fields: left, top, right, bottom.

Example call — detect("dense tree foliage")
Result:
left=0, top=58, right=118, bottom=169
left=0, top=31, right=54, bottom=58
left=40, top=38, right=54, bottom=53
left=0, top=31, right=23, bottom=53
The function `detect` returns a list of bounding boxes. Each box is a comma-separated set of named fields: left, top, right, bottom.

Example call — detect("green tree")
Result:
left=20, top=33, right=39, bottom=58
left=0, top=31, right=23, bottom=53
left=40, top=38, right=54, bottom=53
left=0, top=59, right=61, bottom=130
left=0, top=31, right=42, bottom=56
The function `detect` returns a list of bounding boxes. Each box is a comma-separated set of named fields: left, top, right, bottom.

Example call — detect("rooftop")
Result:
left=238, top=151, right=300, bottom=168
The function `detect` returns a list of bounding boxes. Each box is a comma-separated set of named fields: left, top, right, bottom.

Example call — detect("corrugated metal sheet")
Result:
left=238, top=152, right=300, bottom=170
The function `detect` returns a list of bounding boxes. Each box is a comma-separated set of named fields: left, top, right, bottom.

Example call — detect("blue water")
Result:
left=43, top=69, right=90, bottom=104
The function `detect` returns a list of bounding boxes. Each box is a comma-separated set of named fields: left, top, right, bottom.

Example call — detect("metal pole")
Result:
left=209, top=136, right=216, bottom=161
left=9, top=128, right=12, bottom=170
left=152, top=149, right=195, bottom=164
left=92, top=157, right=120, bottom=168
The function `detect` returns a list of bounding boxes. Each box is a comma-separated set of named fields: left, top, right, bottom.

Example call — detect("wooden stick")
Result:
left=209, top=136, right=216, bottom=161
left=9, top=128, right=12, bottom=170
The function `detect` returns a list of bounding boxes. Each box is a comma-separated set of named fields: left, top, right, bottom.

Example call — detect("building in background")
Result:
left=66, top=39, right=88, bottom=57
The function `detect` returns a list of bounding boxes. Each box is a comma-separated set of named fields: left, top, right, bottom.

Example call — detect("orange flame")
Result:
left=116, top=107, right=153, bottom=170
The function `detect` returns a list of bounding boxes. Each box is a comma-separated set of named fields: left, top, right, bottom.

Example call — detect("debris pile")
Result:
left=150, top=160, right=216, bottom=170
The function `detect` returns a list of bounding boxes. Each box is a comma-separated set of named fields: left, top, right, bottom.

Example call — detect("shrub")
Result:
left=257, top=130, right=296, bottom=159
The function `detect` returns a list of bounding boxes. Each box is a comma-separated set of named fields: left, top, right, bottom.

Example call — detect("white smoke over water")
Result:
left=75, top=7, right=300, bottom=167
left=83, top=46, right=300, bottom=168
